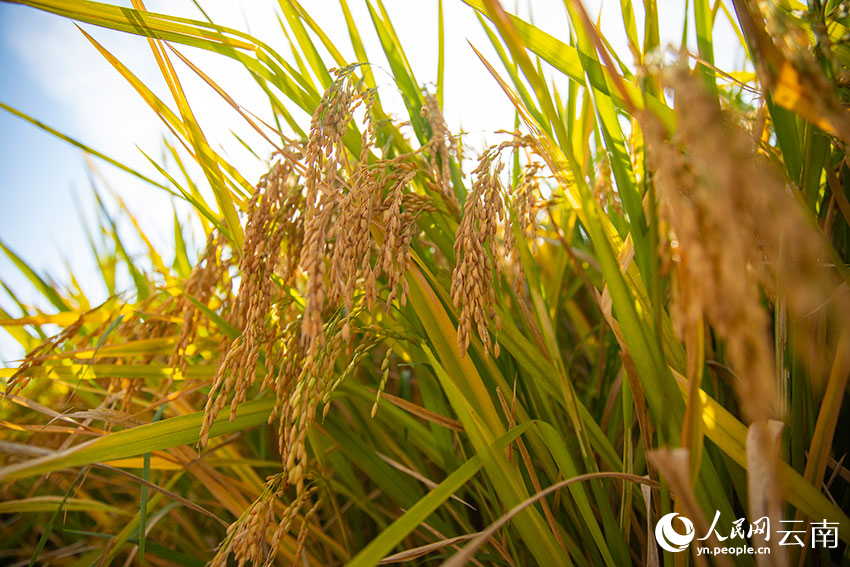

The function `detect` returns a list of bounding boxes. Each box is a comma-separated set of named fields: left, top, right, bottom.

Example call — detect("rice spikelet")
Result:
left=645, top=65, right=836, bottom=423
left=451, top=134, right=542, bottom=357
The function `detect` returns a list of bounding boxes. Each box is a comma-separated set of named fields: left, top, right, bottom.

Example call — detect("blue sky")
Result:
left=1, top=3, right=100, bottom=289
left=0, top=0, right=743, bottom=362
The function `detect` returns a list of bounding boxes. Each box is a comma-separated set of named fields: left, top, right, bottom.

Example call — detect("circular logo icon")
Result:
left=655, top=512, right=695, bottom=553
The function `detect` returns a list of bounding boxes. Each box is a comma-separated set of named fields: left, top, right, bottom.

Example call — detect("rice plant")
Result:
left=1, top=0, right=849, bottom=566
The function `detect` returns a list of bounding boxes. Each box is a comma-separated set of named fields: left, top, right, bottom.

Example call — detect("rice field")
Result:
left=1, top=0, right=849, bottom=566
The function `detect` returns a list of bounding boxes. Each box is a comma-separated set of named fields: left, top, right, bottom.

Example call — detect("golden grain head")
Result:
left=423, top=93, right=462, bottom=217
left=450, top=135, right=544, bottom=357
left=646, top=64, right=841, bottom=423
